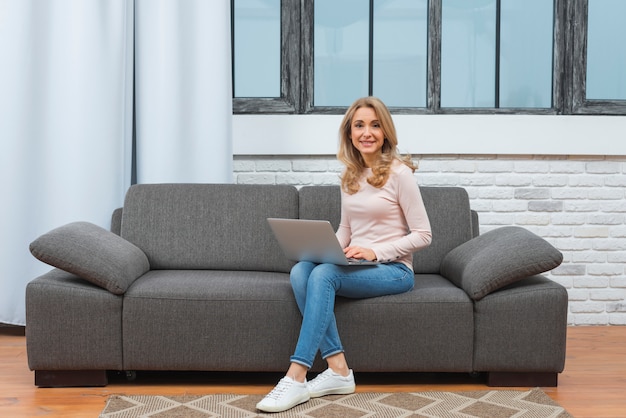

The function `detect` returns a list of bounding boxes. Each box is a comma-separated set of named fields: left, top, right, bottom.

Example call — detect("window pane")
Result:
left=500, top=0, right=552, bottom=108
left=234, top=0, right=280, bottom=98
left=373, top=0, right=428, bottom=107
left=441, top=0, right=496, bottom=108
left=314, top=0, right=369, bottom=107
left=586, top=0, right=626, bottom=100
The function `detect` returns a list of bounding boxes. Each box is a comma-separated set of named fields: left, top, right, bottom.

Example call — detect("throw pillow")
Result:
left=30, top=221, right=150, bottom=294
left=440, top=226, right=563, bottom=300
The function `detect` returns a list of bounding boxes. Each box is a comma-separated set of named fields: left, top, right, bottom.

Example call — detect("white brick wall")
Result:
left=234, top=154, right=626, bottom=326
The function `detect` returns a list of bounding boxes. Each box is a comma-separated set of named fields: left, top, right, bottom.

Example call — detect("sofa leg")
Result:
left=34, top=370, right=108, bottom=387
left=487, top=372, right=558, bottom=387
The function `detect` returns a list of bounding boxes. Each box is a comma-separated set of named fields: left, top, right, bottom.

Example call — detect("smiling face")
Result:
left=350, top=106, right=385, bottom=167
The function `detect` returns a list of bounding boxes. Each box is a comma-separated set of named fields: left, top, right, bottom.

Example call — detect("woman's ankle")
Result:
left=329, top=366, right=350, bottom=377
left=326, top=354, right=350, bottom=377
left=286, top=362, right=308, bottom=383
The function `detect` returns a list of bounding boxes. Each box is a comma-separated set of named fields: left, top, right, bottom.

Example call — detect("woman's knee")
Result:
left=290, top=275, right=307, bottom=295
left=290, top=262, right=315, bottom=291
left=307, top=264, right=341, bottom=291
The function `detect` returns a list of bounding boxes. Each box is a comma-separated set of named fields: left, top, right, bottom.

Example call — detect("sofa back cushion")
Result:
left=120, top=184, right=298, bottom=273
left=298, top=185, right=474, bottom=274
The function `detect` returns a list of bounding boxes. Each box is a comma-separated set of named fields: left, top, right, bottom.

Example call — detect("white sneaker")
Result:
left=307, top=368, right=356, bottom=398
left=256, top=376, right=310, bottom=413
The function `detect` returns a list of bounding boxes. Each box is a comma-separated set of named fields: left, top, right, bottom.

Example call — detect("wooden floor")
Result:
left=1, top=326, right=624, bottom=417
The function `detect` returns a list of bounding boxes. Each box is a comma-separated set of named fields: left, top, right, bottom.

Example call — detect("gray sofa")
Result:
left=26, top=183, right=568, bottom=388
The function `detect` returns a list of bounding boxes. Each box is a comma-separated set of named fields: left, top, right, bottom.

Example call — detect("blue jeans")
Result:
left=289, top=261, right=414, bottom=369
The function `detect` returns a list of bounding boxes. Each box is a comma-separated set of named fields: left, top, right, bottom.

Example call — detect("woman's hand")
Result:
left=343, top=246, right=377, bottom=261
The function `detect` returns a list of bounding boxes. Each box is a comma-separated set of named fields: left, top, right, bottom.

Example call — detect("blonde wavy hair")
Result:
left=337, top=97, right=416, bottom=194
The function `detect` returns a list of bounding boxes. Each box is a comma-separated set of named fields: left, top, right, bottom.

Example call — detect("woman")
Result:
left=256, top=97, right=432, bottom=413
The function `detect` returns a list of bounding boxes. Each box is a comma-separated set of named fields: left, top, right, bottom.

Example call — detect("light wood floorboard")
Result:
left=1, top=326, right=624, bottom=417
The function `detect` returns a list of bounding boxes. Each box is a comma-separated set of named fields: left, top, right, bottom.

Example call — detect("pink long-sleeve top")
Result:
left=336, top=160, right=432, bottom=271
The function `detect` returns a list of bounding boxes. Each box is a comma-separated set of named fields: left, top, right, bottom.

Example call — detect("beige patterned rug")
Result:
left=99, top=388, right=572, bottom=417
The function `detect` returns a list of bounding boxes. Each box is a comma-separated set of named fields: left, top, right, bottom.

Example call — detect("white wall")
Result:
left=232, top=113, right=626, bottom=326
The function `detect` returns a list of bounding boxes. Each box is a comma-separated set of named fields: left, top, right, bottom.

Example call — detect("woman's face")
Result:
left=350, top=106, right=384, bottom=165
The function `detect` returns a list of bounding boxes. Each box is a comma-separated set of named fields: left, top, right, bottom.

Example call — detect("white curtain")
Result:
left=135, top=0, right=232, bottom=183
left=0, top=0, right=232, bottom=326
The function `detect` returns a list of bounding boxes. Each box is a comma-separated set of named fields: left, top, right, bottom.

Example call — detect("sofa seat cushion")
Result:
left=440, top=226, right=563, bottom=300
left=335, top=274, right=474, bottom=372
left=122, top=271, right=474, bottom=373
left=29, top=221, right=150, bottom=294
left=122, top=270, right=302, bottom=371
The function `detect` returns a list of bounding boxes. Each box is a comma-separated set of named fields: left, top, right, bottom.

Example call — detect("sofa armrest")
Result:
left=111, top=207, right=123, bottom=235
left=440, top=226, right=563, bottom=301
left=30, top=221, right=150, bottom=295
left=470, top=210, right=480, bottom=238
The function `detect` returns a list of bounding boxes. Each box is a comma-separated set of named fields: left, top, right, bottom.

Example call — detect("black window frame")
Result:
left=232, top=0, right=626, bottom=116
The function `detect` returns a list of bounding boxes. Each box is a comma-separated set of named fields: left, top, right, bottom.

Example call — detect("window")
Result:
left=313, top=0, right=369, bottom=107
left=373, top=0, right=428, bottom=108
left=233, top=0, right=281, bottom=98
left=231, top=0, right=300, bottom=113
left=441, top=0, right=553, bottom=109
left=586, top=1, right=626, bottom=101
left=232, top=0, right=626, bottom=115
left=313, top=0, right=429, bottom=108
left=498, top=0, right=553, bottom=108
left=572, top=0, right=626, bottom=114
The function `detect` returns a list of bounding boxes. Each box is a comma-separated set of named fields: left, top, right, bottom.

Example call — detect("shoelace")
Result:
left=308, top=370, right=334, bottom=389
left=265, top=378, right=294, bottom=400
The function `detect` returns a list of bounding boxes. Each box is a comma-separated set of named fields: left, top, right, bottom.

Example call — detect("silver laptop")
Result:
left=267, top=218, right=380, bottom=266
